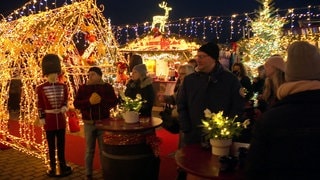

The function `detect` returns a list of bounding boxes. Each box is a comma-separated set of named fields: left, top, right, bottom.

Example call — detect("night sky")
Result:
left=0, top=0, right=318, bottom=25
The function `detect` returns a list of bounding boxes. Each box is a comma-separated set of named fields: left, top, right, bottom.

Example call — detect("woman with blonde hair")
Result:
left=258, top=55, right=285, bottom=113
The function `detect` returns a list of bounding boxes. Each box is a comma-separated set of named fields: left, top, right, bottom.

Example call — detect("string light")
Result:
left=113, top=5, right=320, bottom=45
left=0, top=0, right=124, bottom=162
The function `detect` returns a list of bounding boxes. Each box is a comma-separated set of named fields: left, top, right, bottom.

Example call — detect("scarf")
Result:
left=277, top=80, right=320, bottom=100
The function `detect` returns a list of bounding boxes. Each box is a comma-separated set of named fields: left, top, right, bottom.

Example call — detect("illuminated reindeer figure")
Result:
left=151, top=2, right=172, bottom=32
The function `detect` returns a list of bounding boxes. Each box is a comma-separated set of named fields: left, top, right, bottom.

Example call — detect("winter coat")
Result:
left=177, top=64, right=244, bottom=146
left=74, top=82, right=118, bottom=121
left=246, top=81, right=320, bottom=179
left=125, top=77, right=155, bottom=117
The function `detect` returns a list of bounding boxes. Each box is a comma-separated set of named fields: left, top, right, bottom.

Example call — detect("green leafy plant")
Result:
left=120, top=93, right=146, bottom=112
left=201, top=109, right=250, bottom=140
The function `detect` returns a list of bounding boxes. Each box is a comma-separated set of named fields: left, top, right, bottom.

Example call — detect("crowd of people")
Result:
left=35, top=40, right=320, bottom=179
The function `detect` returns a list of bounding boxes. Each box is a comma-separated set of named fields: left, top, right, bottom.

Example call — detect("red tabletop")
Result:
left=95, top=117, right=162, bottom=132
left=175, top=144, right=244, bottom=179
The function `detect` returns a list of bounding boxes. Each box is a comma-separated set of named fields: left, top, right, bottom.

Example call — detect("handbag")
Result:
left=66, top=110, right=80, bottom=132
left=159, top=103, right=180, bottom=134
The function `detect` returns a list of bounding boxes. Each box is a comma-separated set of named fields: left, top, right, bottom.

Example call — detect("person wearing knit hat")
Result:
left=196, top=42, right=220, bottom=73
left=123, top=63, right=158, bottom=178
left=124, top=63, right=154, bottom=117
left=198, top=42, right=220, bottom=61
left=285, top=41, right=320, bottom=82
left=246, top=41, right=320, bottom=179
left=176, top=41, right=244, bottom=149
left=74, top=66, right=118, bottom=179
left=264, top=55, right=285, bottom=74
left=257, top=55, right=286, bottom=113
left=88, top=66, right=103, bottom=77
left=132, top=64, right=147, bottom=77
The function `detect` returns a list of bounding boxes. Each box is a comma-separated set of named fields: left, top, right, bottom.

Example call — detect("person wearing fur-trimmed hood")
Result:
left=124, top=64, right=155, bottom=117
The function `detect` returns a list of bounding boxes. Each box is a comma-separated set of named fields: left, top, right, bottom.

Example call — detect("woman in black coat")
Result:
left=125, top=64, right=155, bottom=117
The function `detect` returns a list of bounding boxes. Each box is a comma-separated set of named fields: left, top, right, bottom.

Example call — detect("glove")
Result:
left=61, top=106, right=68, bottom=113
left=89, top=92, right=101, bottom=105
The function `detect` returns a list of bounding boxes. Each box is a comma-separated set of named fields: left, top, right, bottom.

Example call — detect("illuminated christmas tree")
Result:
left=241, top=0, right=287, bottom=70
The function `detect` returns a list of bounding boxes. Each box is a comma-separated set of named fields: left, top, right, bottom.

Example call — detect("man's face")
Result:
left=196, top=52, right=216, bottom=73
left=88, top=71, right=101, bottom=84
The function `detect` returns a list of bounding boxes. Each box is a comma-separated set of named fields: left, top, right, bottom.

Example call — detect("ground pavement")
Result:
left=0, top=148, right=103, bottom=180
left=0, top=107, right=165, bottom=180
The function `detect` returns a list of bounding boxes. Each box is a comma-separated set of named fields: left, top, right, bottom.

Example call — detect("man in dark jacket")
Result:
left=246, top=41, right=320, bottom=179
left=177, top=42, right=244, bottom=147
left=74, top=67, right=118, bottom=180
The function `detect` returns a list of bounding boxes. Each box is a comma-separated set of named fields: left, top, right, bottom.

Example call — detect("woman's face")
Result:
left=264, top=64, right=276, bottom=77
left=131, top=69, right=141, bottom=80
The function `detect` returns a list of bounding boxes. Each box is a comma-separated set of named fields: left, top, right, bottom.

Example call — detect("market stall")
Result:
left=119, top=33, right=199, bottom=106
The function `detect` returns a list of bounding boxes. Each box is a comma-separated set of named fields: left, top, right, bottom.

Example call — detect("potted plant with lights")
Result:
left=119, top=93, right=145, bottom=123
left=201, top=109, right=250, bottom=156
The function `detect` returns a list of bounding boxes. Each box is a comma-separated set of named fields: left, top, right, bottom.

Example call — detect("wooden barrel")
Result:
left=101, top=131, right=160, bottom=180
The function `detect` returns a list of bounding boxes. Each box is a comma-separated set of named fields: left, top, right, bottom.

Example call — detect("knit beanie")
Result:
left=42, top=54, right=61, bottom=75
left=285, top=41, right=320, bottom=82
left=198, top=42, right=220, bottom=61
left=88, top=66, right=103, bottom=76
left=264, top=55, right=285, bottom=72
left=133, top=64, right=147, bottom=76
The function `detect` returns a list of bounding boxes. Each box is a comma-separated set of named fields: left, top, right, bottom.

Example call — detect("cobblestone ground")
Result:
left=0, top=148, right=103, bottom=180
left=0, top=107, right=163, bottom=180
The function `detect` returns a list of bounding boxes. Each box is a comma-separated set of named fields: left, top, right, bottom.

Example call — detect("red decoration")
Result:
left=231, top=42, right=238, bottom=52
left=48, top=32, right=56, bottom=42
left=66, top=110, right=80, bottom=132
left=117, top=62, right=127, bottom=70
left=85, top=13, right=92, bottom=19
left=160, top=37, right=170, bottom=50
left=86, top=56, right=95, bottom=65
left=86, top=34, right=96, bottom=42
left=116, top=62, right=128, bottom=85
left=152, top=27, right=161, bottom=38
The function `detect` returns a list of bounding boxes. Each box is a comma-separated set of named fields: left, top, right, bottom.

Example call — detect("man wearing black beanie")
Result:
left=177, top=42, right=245, bottom=148
left=74, top=66, right=118, bottom=180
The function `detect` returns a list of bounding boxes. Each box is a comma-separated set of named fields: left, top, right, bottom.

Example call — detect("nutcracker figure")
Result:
left=36, top=54, right=72, bottom=177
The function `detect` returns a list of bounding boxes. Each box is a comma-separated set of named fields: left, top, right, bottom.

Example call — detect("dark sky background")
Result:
left=0, top=0, right=318, bottom=25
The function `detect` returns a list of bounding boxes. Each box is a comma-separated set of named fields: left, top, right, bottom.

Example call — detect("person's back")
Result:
left=246, top=41, right=320, bottom=179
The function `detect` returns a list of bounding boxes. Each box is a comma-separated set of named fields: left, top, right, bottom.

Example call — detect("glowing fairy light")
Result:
left=0, top=0, right=125, bottom=163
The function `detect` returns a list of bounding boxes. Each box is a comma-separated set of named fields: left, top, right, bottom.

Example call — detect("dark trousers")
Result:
left=46, top=129, right=66, bottom=168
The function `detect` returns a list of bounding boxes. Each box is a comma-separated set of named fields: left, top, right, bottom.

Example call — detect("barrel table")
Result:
left=96, top=117, right=162, bottom=180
